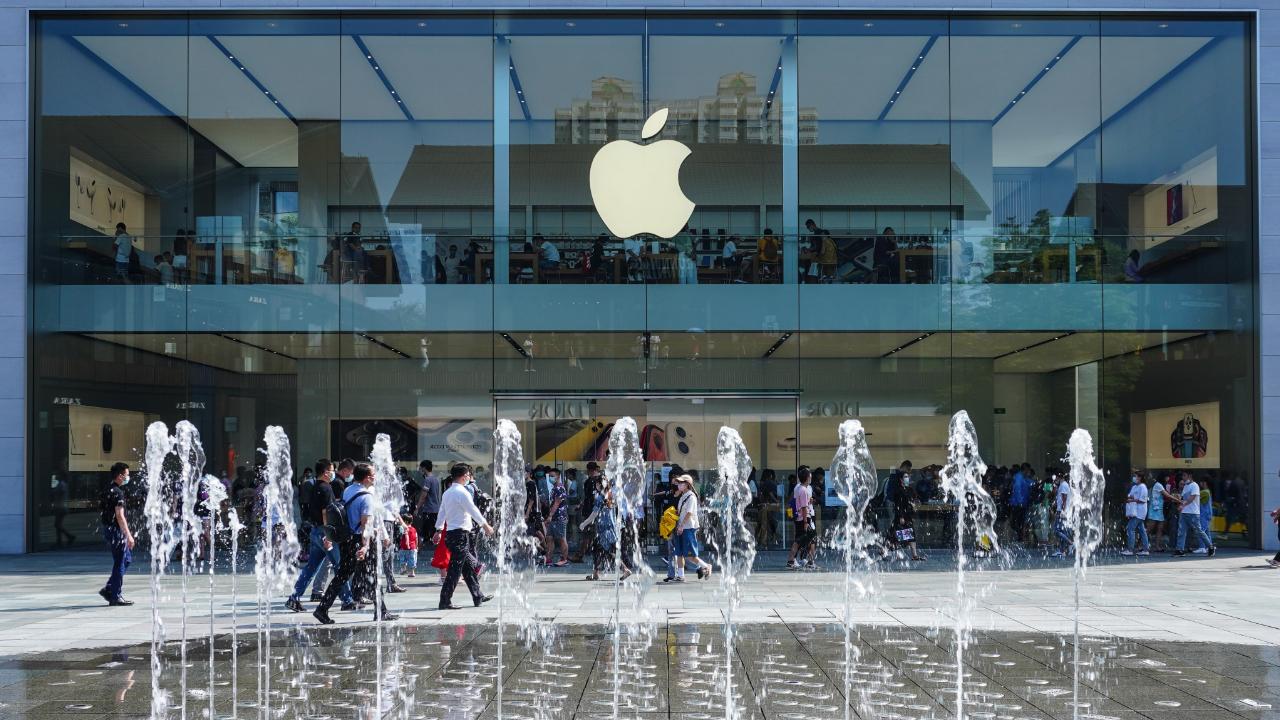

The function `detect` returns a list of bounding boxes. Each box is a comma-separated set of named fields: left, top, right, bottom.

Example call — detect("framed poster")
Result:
left=1139, top=401, right=1220, bottom=470
left=69, top=150, right=148, bottom=237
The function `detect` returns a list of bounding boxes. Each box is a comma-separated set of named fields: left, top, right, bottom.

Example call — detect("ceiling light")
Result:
left=715, top=22, right=725, bottom=28
left=266, top=22, right=277, bottom=28
left=417, top=22, right=426, bottom=27
left=1011, top=23, right=1022, bottom=28
left=118, top=22, right=128, bottom=28
left=566, top=21, right=576, bottom=27
left=864, top=22, right=874, bottom=27
left=1158, top=23, right=1169, bottom=28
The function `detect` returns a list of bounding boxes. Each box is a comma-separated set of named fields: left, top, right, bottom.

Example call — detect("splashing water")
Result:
left=604, top=417, right=657, bottom=718
left=714, top=426, right=756, bottom=720
left=831, top=420, right=881, bottom=720
left=255, top=426, right=300, bottom=720
left=143, top=422, right=176, bottom=719
left=172, top=422, right=203, bottom=720
left=202, top=474, right=226, bottom=720
left=1064, top=429, right=1107, bottom=720
left=938, top=410, right=999, bottom=720
left=369, top=433, right=407, bottom=715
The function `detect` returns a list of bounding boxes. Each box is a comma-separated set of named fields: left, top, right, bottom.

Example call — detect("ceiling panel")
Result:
left=509, top=36, right=644, bottom=120
left=993, top=331, right=1202, bottom=373
left=993, top=36, right=1099, bottom=168
left=339, top=36, right=406, bottom=121
left=87, top=333, right=296, bottom=374
left=217, top=35, right=340, bottom=121
left=365, top=36, right=493, bottom=121
left=882, top=36, right=947, bottom=121
left=896, top=332, right=1061, bottom=359
left=799, top=36, right=932, bottom=121
left=950, top=36, right=1071, bottom=121
left=799, top=332, right=922, bottom=358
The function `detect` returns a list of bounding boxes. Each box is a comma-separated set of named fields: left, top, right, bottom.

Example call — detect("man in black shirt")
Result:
left=285, top=459, right=356, bottom=612
left=99, top=463, right=135, bottom=606
left=570, top=462, right=603, bottom=563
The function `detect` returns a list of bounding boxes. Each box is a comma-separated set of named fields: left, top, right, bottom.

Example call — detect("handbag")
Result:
left=895, top=527, right=915, bottom=543
left=430, top=524, right=451, bottom=570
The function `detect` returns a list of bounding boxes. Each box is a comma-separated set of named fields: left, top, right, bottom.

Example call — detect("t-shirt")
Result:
left=722, top=240, right=737, bottom=258
left=1056, top=480, right=1072, bottom=513
left=540, top=242, right=560, bottom=263
left=794, top=484, right=813, bottom=521
left=1009, top=473, right=1030, bottom=506
left=114, top=233, right=132, bottom=263
left=100, top=483, right=125, bottom=526
left=1125, top=482, right=1149, bottom=519
left=1180, top=481, right=1201, bottom=515
left=525, top=479, right=543, bottom=525
left=419, top=472, right=441, bottom=513
left=308, top=481, right=336, bottom=527
left=677, top=491, right=700, bottom=531
left=550, top=484, right=569, bottom=522
left=343, top=483, right=372, bottom=534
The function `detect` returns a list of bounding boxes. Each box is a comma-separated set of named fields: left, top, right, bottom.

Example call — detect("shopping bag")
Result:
left=430, top=524, right=451, bottom=570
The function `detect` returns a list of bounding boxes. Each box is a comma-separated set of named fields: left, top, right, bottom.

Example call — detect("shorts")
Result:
left=676, top=528, right=700, bottom=558
left=547, top=518, right=567, bottom=539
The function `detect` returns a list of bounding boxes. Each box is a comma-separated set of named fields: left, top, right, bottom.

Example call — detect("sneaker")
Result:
left=670, top=576, right=685, bottom=583
left=340, top=602, right=359, bottom=611
left=98, top=587, right=113, bottom=605
left=109, top=597, right=135, bottom=607
left=1268, top=559, right=1280, bottom=568
left=1173, top=550, right=1187, bottom=557
left=1137, top=550, right=1150, bottom=556
left=1050, top=551, right=1064, bottom=558
left=285, top=597, right=305, bottom=613
left=696, top=567, right=710, bottom=580
left=1192, top=548, right=1208, bottom=555
left=309, top=593, right=323, bottom=602
left=1207, top=546, right=1217, bottom=557
left=313, top=608, right=335, bottom=625
left=388, top=585, right=407, bottom=594
left=375, top=611, right=399, bottom=622
left=804, top=561, right=816, bottom=569
left=785, top=560, right=797, bottom=569
left=1119, top=550, right=1134, bottom=556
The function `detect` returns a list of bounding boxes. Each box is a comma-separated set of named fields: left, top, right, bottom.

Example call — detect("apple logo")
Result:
left=589, top=108, right=695, bottom=239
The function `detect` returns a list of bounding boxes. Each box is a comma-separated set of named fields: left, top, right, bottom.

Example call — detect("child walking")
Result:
left=398, top=513, right=419, bottom=578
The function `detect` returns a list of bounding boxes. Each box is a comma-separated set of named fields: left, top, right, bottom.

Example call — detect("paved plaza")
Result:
left=0, top=549, right=1277, bottom=719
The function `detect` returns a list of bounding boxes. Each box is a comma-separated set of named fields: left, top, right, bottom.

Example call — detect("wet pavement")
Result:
left=3, top=621, right=1280, bottom=719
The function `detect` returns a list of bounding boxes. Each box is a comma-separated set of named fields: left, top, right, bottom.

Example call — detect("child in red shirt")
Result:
left=397, top=513, right=419, bottom=578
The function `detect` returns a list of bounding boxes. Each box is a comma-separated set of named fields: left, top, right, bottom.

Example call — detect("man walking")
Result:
left=1121, top=470, right=1150, bottom=556
left=313, top=463, right=398, bottom=624
left=434, top=463, right=495, bottom=610
left=414, top=460, right=441, bottom=540
left=285, top=459, right=356, bottom=613
left=1173, top=471, right=1216, bottom=557
left=99, top=462, right=135, bottom=606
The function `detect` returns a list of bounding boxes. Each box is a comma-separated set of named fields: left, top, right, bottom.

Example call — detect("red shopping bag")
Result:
left=430, top=525, right=451, bottom=570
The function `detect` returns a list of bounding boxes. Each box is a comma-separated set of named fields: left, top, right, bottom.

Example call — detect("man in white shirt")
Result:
left=1121, top=471, right=1150, bottom=556
left=1174, top=472, right=1215, bottom=557
left=432, top=463, right=495, bottom=609
left=670, top=475, right=712, bottom=582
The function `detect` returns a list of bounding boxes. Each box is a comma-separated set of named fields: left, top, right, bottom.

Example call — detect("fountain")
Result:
left=202, top=474, right=226, bottom=720
left=142, top=422, right=175, bottom=718
left=603, top=416, right=658, bottom=718
left=1065, top=429, right=1107, bottom=720
left=830, top=419, right=881, bottom=720
left=369, top=433, right=408, bottom=714
left=937, top=409, right=1001, bottom=720
left=254, top=426, right=300, bottom=719
left=713, top=426, right=756, bottom=720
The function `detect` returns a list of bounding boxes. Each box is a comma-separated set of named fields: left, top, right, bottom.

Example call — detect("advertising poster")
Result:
left=69, top=150, right=148, bottom=237
left=1140, top=401, right=1220, bottom=470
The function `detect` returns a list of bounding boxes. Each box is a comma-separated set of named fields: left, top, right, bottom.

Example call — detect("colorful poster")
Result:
left=1141, top=401, right=1220, bottom=470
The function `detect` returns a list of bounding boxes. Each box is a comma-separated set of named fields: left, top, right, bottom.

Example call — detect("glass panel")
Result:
left=798, top=17, right=951, bottom=285
left=1100, top=18, right=1255, bottom=546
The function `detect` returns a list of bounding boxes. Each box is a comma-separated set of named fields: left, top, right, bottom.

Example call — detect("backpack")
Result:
left=659, top=505, right=678, bottom=540
left=326, top=489, right=369, bottom=543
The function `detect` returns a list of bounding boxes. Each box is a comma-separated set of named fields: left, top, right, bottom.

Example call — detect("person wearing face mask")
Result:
left=98, top=463, right=136, bottom=606
left=891, top=468, right=924, bottom=562
left=1121, top=469, right=1151, bottom=556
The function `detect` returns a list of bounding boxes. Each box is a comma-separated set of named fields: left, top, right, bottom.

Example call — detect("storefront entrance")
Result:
left=494, top=395, right=799, bottom=551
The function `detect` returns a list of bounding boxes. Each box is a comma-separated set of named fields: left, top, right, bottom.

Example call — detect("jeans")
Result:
left=1053, top=518, right=1073, bottom=552
left=103, top=525, right=131, bottom=600
left=292, top=527, right=352, bottom=603
left=1177, top=513, right=1212, bottom=551
left=1125, top=516, right=1149, bottom=551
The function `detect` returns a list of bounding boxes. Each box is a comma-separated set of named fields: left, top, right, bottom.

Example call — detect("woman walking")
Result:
left=671, top=475, right=712, bottom=582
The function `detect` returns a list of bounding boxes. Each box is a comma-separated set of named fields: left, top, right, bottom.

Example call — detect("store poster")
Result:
left=1140, top=401, right=1220, bottom=470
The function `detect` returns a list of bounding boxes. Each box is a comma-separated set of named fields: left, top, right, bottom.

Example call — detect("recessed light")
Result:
left=566, top=21, right=576, bottom=28
left=1012, top=23, right=1022, bottom=28
left=266, top=22, right=277, bottom=28
left=864, top=22, right=874, bottom=27
left=715, top=22, right=725, bottom=28
left=118, top=22, right=128, bottom=28
left=417, top=22, right=426, bottom=28
left=1158, top=23, right=1169, bottom=28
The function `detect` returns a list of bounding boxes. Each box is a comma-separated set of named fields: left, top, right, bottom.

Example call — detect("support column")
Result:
left=493, top=35, right=510, bottom=285
left=781, top=35, right=799, bottom=285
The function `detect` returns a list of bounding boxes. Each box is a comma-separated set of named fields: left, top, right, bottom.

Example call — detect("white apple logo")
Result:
left=589, top=108, right=695, bottom=239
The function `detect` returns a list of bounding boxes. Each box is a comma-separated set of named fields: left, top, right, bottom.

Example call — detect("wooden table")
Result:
left=475, top=252, right=540, bottom=284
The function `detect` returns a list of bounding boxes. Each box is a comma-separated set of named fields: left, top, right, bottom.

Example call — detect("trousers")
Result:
left=103, top=525, right=131, bottom=599
left=439, top=529, right=483, bottom=607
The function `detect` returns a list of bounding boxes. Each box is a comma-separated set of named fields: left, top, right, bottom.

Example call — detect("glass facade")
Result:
left=29, top=13, right=1257, bottom=551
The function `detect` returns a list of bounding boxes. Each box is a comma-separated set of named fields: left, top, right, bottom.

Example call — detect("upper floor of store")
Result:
left=30, top=12, right=1258, bottom=336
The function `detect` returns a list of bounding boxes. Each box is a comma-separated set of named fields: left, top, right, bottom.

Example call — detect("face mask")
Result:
left=121, top=472, right=130, bottom=486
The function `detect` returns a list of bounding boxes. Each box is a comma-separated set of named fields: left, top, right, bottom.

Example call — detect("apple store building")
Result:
left=19, top=11, right=1271, bottom=553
